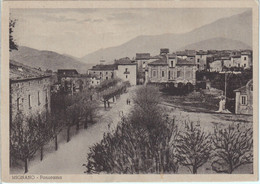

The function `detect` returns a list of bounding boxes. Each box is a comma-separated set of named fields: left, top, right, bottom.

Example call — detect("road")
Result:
left=11, top=86, right=138, bottom=174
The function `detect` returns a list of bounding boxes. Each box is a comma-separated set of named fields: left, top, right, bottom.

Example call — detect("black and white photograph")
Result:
left=2, top=0, right=258, bottom=182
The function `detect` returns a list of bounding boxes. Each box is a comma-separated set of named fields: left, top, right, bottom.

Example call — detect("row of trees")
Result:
left=84, top=86, right=253, bottom=174
left=10, top=89, right=98, bottom=173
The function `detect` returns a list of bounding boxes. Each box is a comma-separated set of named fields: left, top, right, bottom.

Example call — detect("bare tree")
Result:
left=175, top=121, right=211, bottom=174
left=10, top=113, right=39, bottom=173
left=84, top=86, right=179, bottom=174
left=211, top=124, right=253, bottom=174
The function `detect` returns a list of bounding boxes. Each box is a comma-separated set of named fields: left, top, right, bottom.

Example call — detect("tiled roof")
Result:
left=234, top=79, right=252, bottom=92
left=168, top=54, right=176, bottom=59
left=148, top=58, right=167, bottom=66
left=196, top=50, right=207, bottom=55
left=176, top=58, right=196, bottom=65
left=114, top=57, right=136, bottom=65
left=176, top=50, right=196, bottom=57
left=10, top=60, right=50, bottom=81
left=90, top=64, right=117, bottom=71
left=136, top=53, right=150, bottom=60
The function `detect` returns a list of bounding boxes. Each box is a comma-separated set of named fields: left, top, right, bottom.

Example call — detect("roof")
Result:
left=176, top=58, right=197, bottom=65
left=160, top=48, right=169, bottom=54
left=90, top=64, right=117, bottom=71
left=168, top=54, right=176, bottom=59
left=136, top=53, right=150, bottom=60
left=114, top=57, right=136, bottom=65
left=148, top=58, right=168, bottom=66
left=234, top=79, right=253, bottom=92
left=57, top=69, right=79, bottom=74
left=10, top=60, right=51, bottom=81
left=241, top=51, right=252, bottom=55
left=196, top=50, right=207, bottom=55
left=176, top=50, right=196, bottom=57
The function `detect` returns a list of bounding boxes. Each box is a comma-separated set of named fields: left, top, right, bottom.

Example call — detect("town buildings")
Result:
left=234, top=79, right=253, bottom=115
left=147, top=50, right=197, bottom=86
left=10, top=60, right=52, bottom=121
left=57, top=69, right=90, bottom=94
left=88, top=58, right=137, bottom=86
left=88, top=64, right=116, bottom=81
left=114, top=57, right=137, bottom=86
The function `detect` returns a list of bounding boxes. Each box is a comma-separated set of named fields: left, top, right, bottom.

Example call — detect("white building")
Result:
left=115, top=57, right=137, bottom=86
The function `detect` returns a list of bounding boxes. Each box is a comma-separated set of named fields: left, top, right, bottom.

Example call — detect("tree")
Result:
left=211, top=124, right=253, bottom=174
left=35, top=113, right=54, bottom=161
left=9, top=18, right=18, bottom=51
left=175, top=121, right=211, bottom=174
left=10, top=113, right=40, bottom=173
left=84, top=86, right=179, bottom=174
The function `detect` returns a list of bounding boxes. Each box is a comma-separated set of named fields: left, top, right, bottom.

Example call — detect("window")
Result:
left=238, top=63, right=240, bottom=67
left=106, top=72, right=108, bottom=75
left=92, top=81, right=94, bottom=84
left=177, top=71, right=181, bottom=78
left=244, top=57, right=247, bottom=60
left=241, top=95, right=247, bottom=105
left=153, top=70, right=157, bottom=77
left=38, top=91, right=40, bottom=105
left=28, top=95, right=31, bottom=109
left=162, top=71, right=165, bottom=77
left=126, top=75, right=128, bottom=79
left=100, top=72, right=102, bottom=75
left=171, top=61, right=173, bottom=67
left=250, top=86, right=253, bottom=91
left=197, top=59, right=200, bottom=63
left=125, top=68, right=128, bottom=72
left=17, top=98, right=20, bottom=111
left=106, top=77, right=108, bottom=80
left=244, top=64, right=246, bottom=67
left=94, top=72, right=96, bottom=74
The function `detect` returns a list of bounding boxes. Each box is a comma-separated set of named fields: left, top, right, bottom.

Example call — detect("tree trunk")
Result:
left=40, top=146, right=43, bottom=161
left=192, top=166, right=197, bottom=174
left=55, top=135, right=58, bottom=151
left=76, top=121, right=79, bottom=131
left=113, top=96, right=115, bottom=102
left=84, top=116, right=88, bottom=129
left=104, top=101, right=106, bottom=109
left=67, top=126, right=70, bottom=142
left=90, top=113, right=93, bottom=123
left=24, top=158, right=28, bottom=173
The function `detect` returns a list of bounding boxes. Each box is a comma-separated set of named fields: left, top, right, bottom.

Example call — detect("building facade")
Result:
left=10, top=60, right=52, bottom=120
left=88, top=64, right=116, bottom=82
left=234, top=79, right=253, bottom=115
left=148, top=53, right=197, bottom=86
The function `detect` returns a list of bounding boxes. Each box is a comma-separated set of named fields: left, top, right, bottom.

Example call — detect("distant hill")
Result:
left=81, top=10, right=252, bottom=65
left=10, top=46, right=91, bottom=74
left=179, top=37, right=251, bottom=51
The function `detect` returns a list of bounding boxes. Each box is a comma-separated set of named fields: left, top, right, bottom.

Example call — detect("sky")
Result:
left=11, top=8, right=248, bottom=58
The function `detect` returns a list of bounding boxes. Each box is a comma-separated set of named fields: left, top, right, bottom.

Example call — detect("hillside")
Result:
left=179, top=37, right=251, bottom=51
left=81, top=10, right=252, bottom=64
left=10, top=46, right=91, bottom=74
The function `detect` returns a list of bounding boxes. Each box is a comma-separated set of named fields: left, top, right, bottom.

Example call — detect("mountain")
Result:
left=81, top=10, right=252, bottom=64
left=179, top=37, right=251, bottom=51
left=10, top=46, right=91, bottom=74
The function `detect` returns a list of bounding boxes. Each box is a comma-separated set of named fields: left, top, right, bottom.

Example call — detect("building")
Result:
left=114, top=57, right=137, bottom=86
left=10, top=60, right=52, bottom=120
left=88, top=64, right=117, bottom=81
left=57, top=69, right=90, bottom=94
left=90, top=76, right=101, bottom=87
left=234, top=80, right=253, bottom=115
left=240, top=51, right=252, bottom=69
left=148, top=51, right=197, bottom=86
left=195, top=50, right=207, bottom=71
left=176, top=50, right=196, bottom=62
left=209, top=59, right=222, bottom=72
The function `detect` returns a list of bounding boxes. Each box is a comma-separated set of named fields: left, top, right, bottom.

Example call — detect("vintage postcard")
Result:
left=1, top=0, right=259, bottom=182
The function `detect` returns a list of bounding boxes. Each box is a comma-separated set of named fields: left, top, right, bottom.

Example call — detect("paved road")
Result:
left=11, top=86, right=137, bottom=174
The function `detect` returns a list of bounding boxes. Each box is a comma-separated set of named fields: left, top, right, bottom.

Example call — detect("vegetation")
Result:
left=9, top=18, right=18, bottom=51
left=176, top=122, right=211, bottom=174
left=211, top=124, right=253, bottom=174
left=84, top=86, right=179, bottom=174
